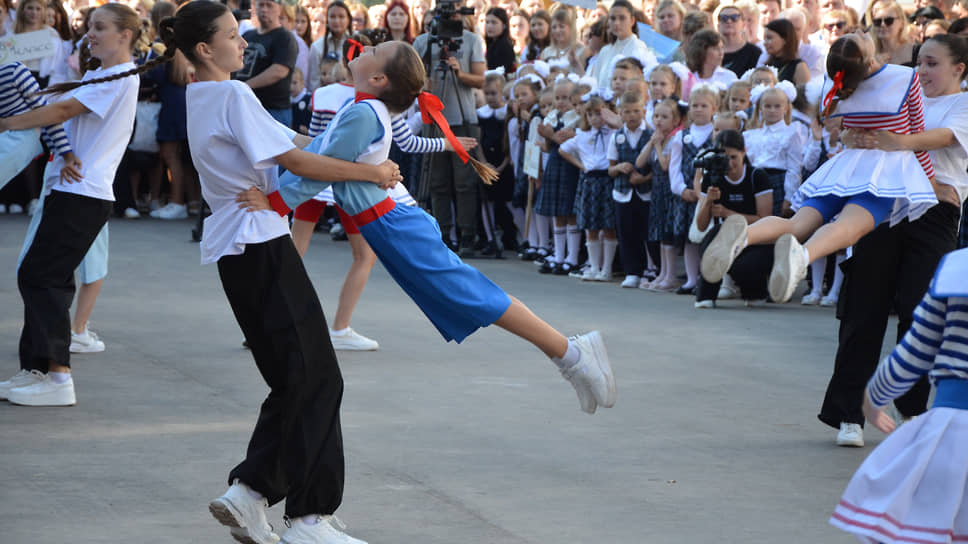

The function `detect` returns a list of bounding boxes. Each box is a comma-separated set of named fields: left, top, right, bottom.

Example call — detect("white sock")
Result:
left=243, top=482, right=263, bottom=500
left=509, top=205, right=526, bottom=244
left=802, top=246, right=811, bottom=269
left=48, top=371, right=71, bottom=384
left=330, top=327, right=350, bottom=336
left=301, top=514, right=322, bottom=525
left=566, top=225, right=581, bottom=265
left=553, top=226, right=566, bottom=264
left=586, top=238, right=603, bottom=273
left=602, top=239, right=618, bottom=275
left=683, top=243, right=700, bottom=288
left=809, top=258, right=825, bottom=296
left=527, top=213, right=539, bottom=248
left=536, top=214, right=552, bottom=251
left=552, top=340, right=581, bottom=370
left=829, top=254, right=846, bottom=295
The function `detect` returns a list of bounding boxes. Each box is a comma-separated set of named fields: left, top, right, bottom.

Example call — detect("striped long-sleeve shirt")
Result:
left=0, top=62, right=72, bottom=157
left=309, top=107, right=446, bottom=154
left=868, top=289, right=968, bottom=408
left=842, top=71, right=934, bottom=180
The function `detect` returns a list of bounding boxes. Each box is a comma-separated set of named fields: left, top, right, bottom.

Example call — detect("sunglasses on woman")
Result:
left=718, top=12, right=741, bottom=23
left=824, top=21, right=846, bottom=30
left=872, top=16, right=896, bottom=27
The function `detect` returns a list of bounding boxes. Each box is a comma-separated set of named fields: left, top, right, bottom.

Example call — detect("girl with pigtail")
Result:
left=0, top=3, right=180, bottom=408
left=701, top=32, right=938, bottom=305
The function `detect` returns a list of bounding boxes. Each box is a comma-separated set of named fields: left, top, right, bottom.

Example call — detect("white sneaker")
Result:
left=8, top=203, right=24, bottom=214
left=801, top=292, right=821, bottom=305
left=124, top=207, right=140, bottom=219
left=0, top=204, right=6, bottom=213
left=149, top=199, right=162, bottom=212
left=561, top=331, right=616, bottom=413
left=717, top=275, right=739, bottom=299
left=281, top=515, right=367, bottom=544
left=329, top=328, right=379, bottom=351
left=581, top=268, right=599, bottom=281
left=7, top=375, right=76, bottom=406
left=701, top=215, right=747, bottom=283
left=209, top=479, right=280, bottom=544
left=694, top=300, right=715, bottom=309
left=620, top=275, right=640, bottom=288
left=820, top=293, right=838, bottom=307
left=151, top=202, right=188, bottom=219
left=836, top=422, right=864, bottom=447
left=70, top=328, right=106, bottom=353
left=27, top=198, right=40, bottom=216
left=594, top=270, right=611, bottom=282
left=0, top=369, right=45, bottom=400
left=769, top=234, right=808, bottom=304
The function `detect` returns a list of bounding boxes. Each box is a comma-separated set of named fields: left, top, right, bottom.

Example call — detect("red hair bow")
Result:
left=417, top=92, right=470, bottom=164
left=345, top=39, right=364, bottom=62
left=822, top=70, right=845, bottom=114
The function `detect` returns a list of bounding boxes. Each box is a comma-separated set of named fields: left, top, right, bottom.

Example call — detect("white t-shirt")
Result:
left=924, top=92, right=968, bottom=203
left=50, top=62, right=139, bottom=201
left=186, top=80, right=296, bottom=265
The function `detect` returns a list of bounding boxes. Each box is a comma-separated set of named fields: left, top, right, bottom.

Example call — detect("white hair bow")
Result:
left=690, top=82, right=721, bottom=96
left=532, top=60, right=550, bottom=79
left=804, top=78, right=823, bottom=108
left=775, top=80, right=798, bottom=103
left=667, top=62, right=691, bottom=85
left=735, top=110, right=749, bottom=121
left=741, top=65, right=779, bottom=83
left=484, top=66, right=505, bottom=77
left=554, top=72, right=581, bottom=84
left=581, top=87, right=614, bottom=102
left=521, top=72, right=546, bottom=89
left=577, top=76, right=598, bottom=89
left=750, top=83, right=771, bottom=105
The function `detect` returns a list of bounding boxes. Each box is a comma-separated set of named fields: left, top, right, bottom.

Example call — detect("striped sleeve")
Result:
left=3, top=64, right=72, bottom=156
left=390, top=114, right=445, bottom=154
left=867, top=291, right=946, bottom=407
left=308, top=110, right=334, bottom=137
left=906, top=75, right=934, bottom=180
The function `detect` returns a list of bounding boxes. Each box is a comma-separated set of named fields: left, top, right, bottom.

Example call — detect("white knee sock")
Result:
left=509, top=204, right=526, bottom=244
left=586, top=237, right=603, bottom=273
left=809, top=258, right=825, bottom=296
left=536, top=214, right=551, bottom=251
left=829, top=254, right=846, bottom=295
left=602, top=239, right=618, bottom=276
left=566, top=225, right=581, bottom=265
left=683, top=243, right=700, bottom=288
left=553, top=226, right=566, bottom=264
left=528, top=213, right=540, bottom=247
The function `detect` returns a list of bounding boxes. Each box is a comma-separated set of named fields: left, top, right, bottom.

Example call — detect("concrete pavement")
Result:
left=0, top=214, right=898, bottom=543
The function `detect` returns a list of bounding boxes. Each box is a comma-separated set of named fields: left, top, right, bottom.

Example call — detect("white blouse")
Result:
left=560, top=127, right=615, bottom=172
left=744, top=120, right=805, bottom=201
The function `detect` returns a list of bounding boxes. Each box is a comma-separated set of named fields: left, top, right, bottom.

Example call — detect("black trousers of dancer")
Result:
left=818, top=202, right=961, bottom=428
left=615, top=197, right=660, bottom=276
left=18, top=190, right=112, bottom=372
left=695, top=222, right=775, bottom=302
left=217, top=235, right=345, bottom=518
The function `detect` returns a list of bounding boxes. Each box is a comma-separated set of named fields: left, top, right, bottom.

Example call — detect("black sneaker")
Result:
left=676, top=285, right=696, bottom=295
left=553, top=262, right=573, bottom=276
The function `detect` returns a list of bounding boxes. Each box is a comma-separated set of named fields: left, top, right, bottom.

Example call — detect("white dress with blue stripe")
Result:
left=829, top=248, right=968, bottom=544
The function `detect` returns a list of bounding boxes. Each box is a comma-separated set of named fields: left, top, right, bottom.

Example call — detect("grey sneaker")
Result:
left=701, top=215, right=747, bottom=283
left=0, top=370, right=45, bottom=400
left=561, top=331, right=616, bottom=413
left=769, top=234, right=808, bottom=304
left=281, top=515, right=367, bottom=544
left=209, top=480, right=280, bottom=544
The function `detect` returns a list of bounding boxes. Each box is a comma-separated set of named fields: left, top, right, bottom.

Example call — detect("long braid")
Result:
left=39, top=3, right=176, bottom=96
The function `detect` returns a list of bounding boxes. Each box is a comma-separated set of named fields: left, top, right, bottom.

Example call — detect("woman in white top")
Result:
left=146, top=4, right=398, bottom=543
left=818, top=34, right=968, bottom=448
left=588, top=0, right=657, bottom=90
left=0, top=4, right=167, bottom=407
left=682, top=28, right=738, bottom=98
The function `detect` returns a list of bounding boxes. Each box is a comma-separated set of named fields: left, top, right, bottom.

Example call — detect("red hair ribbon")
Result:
left=822, top=70, right=845, bottom=113
left=417, top=92, right=470, bottom=164
left=345, top=39, right=364, bottom=62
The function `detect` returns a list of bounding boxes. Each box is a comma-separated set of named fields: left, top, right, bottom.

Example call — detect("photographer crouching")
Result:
left=412, top=0, right=486, bottom=257
left=693, top=130, right=774, bottom=308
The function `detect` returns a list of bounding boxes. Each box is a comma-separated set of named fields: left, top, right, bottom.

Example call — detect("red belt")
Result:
left=350, top=197, right=396, bottom=227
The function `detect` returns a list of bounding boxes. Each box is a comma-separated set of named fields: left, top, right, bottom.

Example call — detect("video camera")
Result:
left=428, top=0, right=474, bottom=60
left=693, top=147, right=729, bottom=189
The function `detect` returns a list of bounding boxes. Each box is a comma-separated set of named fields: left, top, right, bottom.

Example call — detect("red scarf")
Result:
left=353, top=91, right=470, bottom=164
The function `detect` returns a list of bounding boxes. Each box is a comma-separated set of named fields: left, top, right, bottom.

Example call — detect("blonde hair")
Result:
left=748, top=86, right=791, bottom=129
left=689, top=85, right=721, bottom=110
left=869, top=1, right=912, bottom=54
left=726, top=80, right=751, bottom=109
left=648, top=64, right=683, bottom=100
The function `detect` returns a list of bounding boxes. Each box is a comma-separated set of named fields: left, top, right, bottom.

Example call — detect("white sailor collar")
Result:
left=822, top=64, right=917, bottom=118
left=930, top=248, right=968, bottom=297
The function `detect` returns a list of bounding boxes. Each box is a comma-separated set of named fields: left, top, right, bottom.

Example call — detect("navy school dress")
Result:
left=673, top=131, right=714, bottom=247
left=478, top=109, right=514, bottom=203
left=575, top=129, right=617, bottom=230
left=648, top=145, right=674, bottom=244
left=535, top=118, right=581, bottom=218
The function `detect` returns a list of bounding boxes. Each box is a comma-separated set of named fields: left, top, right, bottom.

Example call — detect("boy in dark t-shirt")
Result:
left=233, top=0, right=298, bottom=125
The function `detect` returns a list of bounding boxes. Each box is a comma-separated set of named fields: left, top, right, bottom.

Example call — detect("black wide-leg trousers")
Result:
left=217, top=235, right=345, bottom=518
left=818, top=202, right=960, bottom=428
left=18, top=190, right=112, bottom=372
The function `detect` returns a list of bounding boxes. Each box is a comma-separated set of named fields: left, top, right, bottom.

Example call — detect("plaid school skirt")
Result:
left=535, top=152, right=580, bottom=217
left=575, top=170, right=616, bottom=230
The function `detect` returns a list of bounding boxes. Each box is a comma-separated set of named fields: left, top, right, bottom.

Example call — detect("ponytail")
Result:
left=821, top=36, right=867, bottom=118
